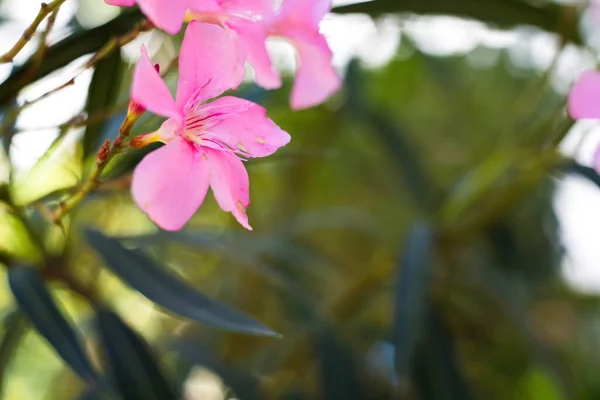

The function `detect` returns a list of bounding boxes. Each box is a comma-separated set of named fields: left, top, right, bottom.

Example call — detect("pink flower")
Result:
left=104, top=0, right=342, bottom=109
left=267, top=0, right=341, bottom=109
left=568, top=70, right=600, bottom=173
left=568, top=70, right=600, bottom=120
left=129, top=21, right=290, bottom=231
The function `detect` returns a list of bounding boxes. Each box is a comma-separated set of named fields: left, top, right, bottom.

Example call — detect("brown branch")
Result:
left=29, top=6, right=60, bottom=76
left=51, top=111, right=141, bottom=226
left=0, top=0, right=68, bottom=64
left=0, top=18, right=151, bottom=139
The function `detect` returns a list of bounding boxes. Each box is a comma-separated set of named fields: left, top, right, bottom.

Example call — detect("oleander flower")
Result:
left=129, top=21, right=290, bottom=230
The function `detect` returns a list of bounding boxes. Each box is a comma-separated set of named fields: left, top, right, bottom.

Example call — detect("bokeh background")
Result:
left=1, top=0, right=600, bottom=399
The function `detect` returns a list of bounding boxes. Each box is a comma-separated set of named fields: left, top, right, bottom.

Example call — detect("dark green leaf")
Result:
left=559, top=161, right=600, bottom=188
left=95, top=308, right=176, bottom=400
left=0, top=310, right=27, bottom=398
left=83, top=51, right=123, bottom=158
left=412, top=306, right=474, bottom=400
left=393, top=222, right=434, bottom=386
left=332, top=0, right=580, bottom=43
left=8, top=266, right=97, bottom=383
left=314, top=328, right=366, bottom=400
left=85, top=229, right=279, bottom=337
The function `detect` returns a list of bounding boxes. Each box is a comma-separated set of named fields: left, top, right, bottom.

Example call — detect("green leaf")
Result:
left=0, top=310, right=27, bottom=398
left=559, top=161, right=600, bottom=188
left=332, top=0, right=580, bottom=43
left=95, top=308, right=177, bottom=400
left=85, top=229, right=279, bottom=337
left=412, top=306, right=474, bottom=400
left=393, top=222, right=434, bottom=386
left=83, top=51, right=123, bottom=159
left=516, top=367, right=562, bottom=400
left=314, top=328, right=366, bottom=400
left=8, top=266, right=97, bottom=383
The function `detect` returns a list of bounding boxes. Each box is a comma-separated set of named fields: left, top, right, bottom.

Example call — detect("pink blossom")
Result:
left=130, top=21, right=290, bottom=231
left=104, top=0, right=342, bottom=109
left=568, top=70, right=600, bottom=173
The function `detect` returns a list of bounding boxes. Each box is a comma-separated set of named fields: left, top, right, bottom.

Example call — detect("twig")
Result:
left=29, top=7, right=60, bottom=76
left=0, top=0, right=68, bottom=64
left=51, top=112, right=140, bottom=226
left=0, top=78, right=75, bottom=138
left=0, top=18, right=151, bottom=138
left=80, top=19, right=153, bottom=71
left=26, top=18, right=151, bottom=110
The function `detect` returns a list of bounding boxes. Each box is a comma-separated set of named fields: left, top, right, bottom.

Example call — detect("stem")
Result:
left=51, top=114, right=139, bottom=225
left=0, top=0, right=68, bottom=64
left=81, top=19, right=153, bottom=71
left=29, top=7, right=60, bottom=76
left=0, top=19, right=151, bottom=138
left=0, top=10, right=144, bottom=108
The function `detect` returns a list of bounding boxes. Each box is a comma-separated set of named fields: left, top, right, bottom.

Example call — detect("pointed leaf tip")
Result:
left=84, top=229, right=279, bottom=337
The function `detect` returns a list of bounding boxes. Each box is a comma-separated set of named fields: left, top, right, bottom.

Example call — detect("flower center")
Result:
left=184, top=10, right=227, bottom=25
left=184, top=9, right=262, bottom=27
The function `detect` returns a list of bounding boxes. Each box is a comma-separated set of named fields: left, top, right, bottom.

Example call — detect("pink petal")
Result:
left=289, top=34, right=341, bottom=109
left=220, top=0, right=274, bottom=16
left=188, top=0, right=221, bottom=12
left=136, top=0, right=189, bottom=34
left=132, top=47, right=182, bottom=122
left=200, top=96, right=290, bottom=157
left=105, top=0, right=136, bottom=6
left=176, top=21, right=245, bottom=111
left=206, top=148, right=252, bottom=230
left=272, top=0, right=331, bottom=30
left=132, top=137, right=210, bottom=231
left=568, top=70, right=600, bottom=120
left=594, top=0, right=600, bottom=23
left=228, top=19, right=281, bottom=89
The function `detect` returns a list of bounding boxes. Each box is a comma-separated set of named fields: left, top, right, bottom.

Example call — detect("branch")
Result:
left=0, top=0, right=68, bottom=64
left=0, top=9, right=144, bottom=108
left=51, top=111, right=140, bottom=226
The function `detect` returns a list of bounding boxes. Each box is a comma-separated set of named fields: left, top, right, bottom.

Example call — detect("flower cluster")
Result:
left=105, top=0, right=341, bottom=231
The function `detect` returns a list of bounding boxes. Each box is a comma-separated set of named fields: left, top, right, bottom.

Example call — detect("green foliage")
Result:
left=0, top=0, right=596, bottom=399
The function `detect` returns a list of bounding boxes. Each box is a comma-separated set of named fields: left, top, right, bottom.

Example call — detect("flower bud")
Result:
left=127, top=99, right=146, bottom=117
left=129, top=132, right=161, bottom=149
left=96, top=139, right=111, bottom=163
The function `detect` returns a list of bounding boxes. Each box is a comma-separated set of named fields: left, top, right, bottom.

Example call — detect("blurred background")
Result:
left=1, top=0, right=600, bottom=399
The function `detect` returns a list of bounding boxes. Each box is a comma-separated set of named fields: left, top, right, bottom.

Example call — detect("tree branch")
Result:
left=0, top=9, right=144, bottom=108
left=0, top=0, right=68, bottom=64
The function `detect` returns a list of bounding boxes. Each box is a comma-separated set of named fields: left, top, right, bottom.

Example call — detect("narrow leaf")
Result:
left=85, top=229, right=279, bottom=337
left=8, top=266, right=97, bottom=383
left=314, top=328, right=366, bottom=400
left=559, top=161, right=600, bottom=188
left=332, top=0, right=579, bottom=44
left=412, top=306, right=474, bottom=400
left=83, top=51, right=123, bottom=158
left=0, top=310, right=27, bottom=398
left=95, top=308, right=176, bottom=400
left=393, top=222, right=434, bottom=387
